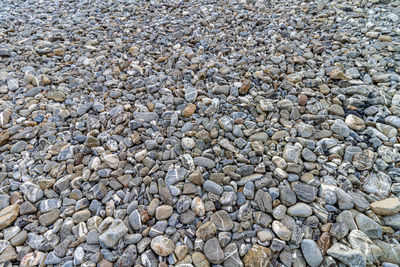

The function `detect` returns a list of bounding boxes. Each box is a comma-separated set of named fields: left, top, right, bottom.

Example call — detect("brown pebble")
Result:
left=235, top=118, right=244, bottom=124
left=317, top=232, right=332, bottom=256
left=158, top=262, right=168, bottom=267
left=183, top=103, right=196, bottom=117
left=298, top=94, right=308, bottom=106
left=10, top=192, right=23, bottom=205
left=99, top=259, right=113, bottom=267
left=239, top=79, right=251, bottom=94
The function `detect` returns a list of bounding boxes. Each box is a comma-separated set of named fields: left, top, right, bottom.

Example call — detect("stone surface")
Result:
left=0, top=0, right=398, bottom=266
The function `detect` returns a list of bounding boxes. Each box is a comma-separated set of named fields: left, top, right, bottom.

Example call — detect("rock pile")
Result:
left=0, top=0, right=399, bottom=266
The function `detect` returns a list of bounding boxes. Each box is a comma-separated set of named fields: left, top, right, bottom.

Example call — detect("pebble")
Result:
left=301, top=239, right=323, bottom=267
left=150, top=235, right=175, bottom=256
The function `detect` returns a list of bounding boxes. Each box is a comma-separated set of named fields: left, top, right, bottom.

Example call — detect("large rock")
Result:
left=150, top=235, right=175, bottom=256
left=348, top=229, right=382, bottom=265
left=373, top=240, right=400, bottom=265
left=301, top=239, right=323, bottom=267
left=99, top=220, right=128, bottom=248
left=254, top=190, right=272, bottom=213
left=0, top=205, right=19, bottom=230
left=20, top=182, right=43, bottom=203
left=196, top=222, right=217, bottom=241
left=204, top=237, right=224, bottom=264
left=210, top=210, right=233, bottom=231
left=243, top=244, right=272, bottom=267
left=327, top=243, right=366, bottom=267
left=223, top=243, right=243, bottom=267
left=354, top=213, right=383, bottom=239
left=370, top=198, right=400, bottom=216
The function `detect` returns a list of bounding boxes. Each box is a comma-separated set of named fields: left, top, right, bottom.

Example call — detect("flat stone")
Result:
left=354, top=213, right=383, bottom=239
left=0, top=205, right=19, bottom=230
left=194, top=157, right=215, bottom=169
left=204, top=237, right=224, bottom=264
left=370, top=198, right=400, bottom=216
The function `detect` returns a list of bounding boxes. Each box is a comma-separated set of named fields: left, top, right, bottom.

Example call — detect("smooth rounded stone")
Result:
left=345, top=114, right=365, bottom=131
left=370, top=198, right=400, bottom=216
left=129, top=210, right=142, bottom=231
left=133, top=112, right=158, bottom=122
left=220, top=191, right=237, bottom=206
left=179, top=209, right=196, bottom=225
left=210, top=210, right=233, bottom=231
left=149, top=235, right=175, bottom=257
left=296, top=122, right=314, bottom=138
left=301, top=239, right=323, bottom=267
left=72, top=209, right=91, bottom=223
left=99, top=220, right=128, bottom=248
left=329, top=222, right=349, bottom=240
left=0, top=205, right=19, bottom=230
left=20, top=182, right=43, bottom=203
left=257, top=230, right=273, bottom=242
left=287, top=203, right=312, bottom=217
left=194, top=157, right=215, bottom=169
left=192, top=252, right=210, bottom=267
left=272, top=205, right=287, bottom=220
left=348, top=229, right=382, bottom=265
left=203, top=180, right=223, bottom=195
left=243, top=244, right=272, bottom=267
left=272, top=221, right=291, bottom=241
left=327, top=243, right=366, bottom=267
left=354, top=213, right=383, bottom=239
left=301, top=148, right=316, bottom=162
left=203, top=237, right=224, bottom=264
left=156, top=205, right=173, bottom=220
left=196, top=222, right=217, bottom=241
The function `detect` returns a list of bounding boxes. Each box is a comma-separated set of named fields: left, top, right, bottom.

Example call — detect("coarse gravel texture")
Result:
left=0, top=0, right=400, bottom=266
